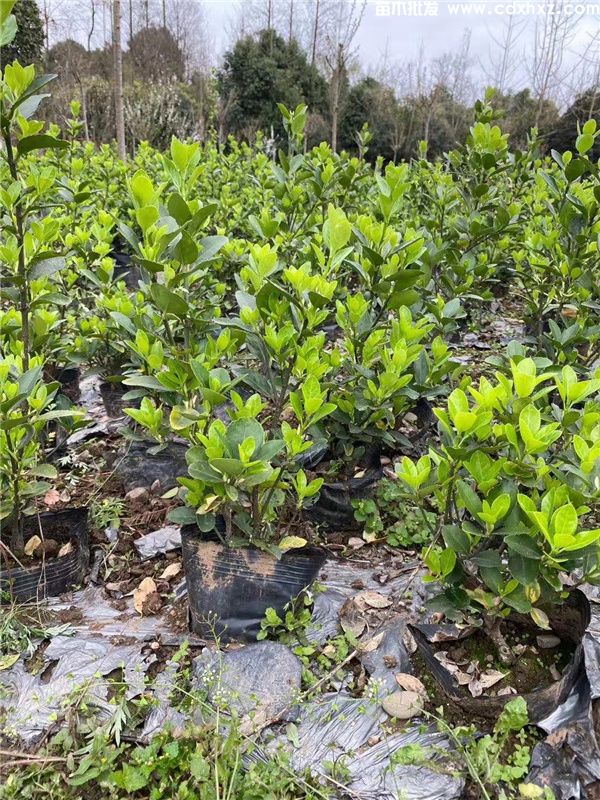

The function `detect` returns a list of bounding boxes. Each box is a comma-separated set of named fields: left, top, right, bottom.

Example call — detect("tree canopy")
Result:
left=0, top=0, right=44, bottom=66
left=218, top=30, right=327, bottom=138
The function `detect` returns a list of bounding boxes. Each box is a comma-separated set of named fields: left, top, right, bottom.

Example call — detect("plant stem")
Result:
left=2, top=126, right=30, bottom=370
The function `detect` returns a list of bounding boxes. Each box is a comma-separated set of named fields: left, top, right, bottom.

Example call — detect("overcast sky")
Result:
left=201, top=0, right=599, bottom=94
left=43, top=0, right=600, bottom=101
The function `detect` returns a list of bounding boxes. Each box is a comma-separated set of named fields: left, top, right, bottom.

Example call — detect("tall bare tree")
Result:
left=483, top=16, right=526, bottom=94
left=527, top=3, right=579, bottom=126
left=112, top=0, right=126, bottom=158
left=323, top=0, right=365, bottom=151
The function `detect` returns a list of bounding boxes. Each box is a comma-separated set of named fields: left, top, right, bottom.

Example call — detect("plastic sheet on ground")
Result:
left=6, top=548, right=600, bottom=800
left=134, top=525, right=182, bottom=559
left=139, top=660, right=187, bottom=742
left=259, top=693, right=464, bottom=800
left=44, top=584, right=200, bottom=644
left=65, top=376, right=120, bottom=441
left=0, top=635, right=152, bottom=746
left=308, top=557, right=421, bottom=644
left=193, top=642, right=302, bottom=729
left=0, top=583, right=202, bottom=747
left=523, top=585, right=600, bottom=799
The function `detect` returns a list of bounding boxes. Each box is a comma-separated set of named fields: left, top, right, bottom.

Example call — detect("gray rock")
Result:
left=382, top=690, right=424, bottom=720
left=536, top=634, right=561, bottom=649
left=193, top=642, right=301, bottom=721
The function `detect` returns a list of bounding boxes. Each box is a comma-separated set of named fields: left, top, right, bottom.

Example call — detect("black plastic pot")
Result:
left=302, top=445, right=384, bottom=531
left=181, top=524, right=326, bottom=642
left=45, top=366, right=81, bottom=402
left=114, top=440, right=189, bottom=491
left=111, top=250, right=141, bottom=290
left=410, top=590, right=590, bottom=723
left=0, top=508, right=89, bottom=602
left=99, top=380, right=139, bottom=418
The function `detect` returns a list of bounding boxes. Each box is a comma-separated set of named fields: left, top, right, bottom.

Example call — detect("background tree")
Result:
left=0, top=0, right=44, bottom=65
left=322, top=0, right=364, bottom=152
left=547, top=87, right=600, bottom=157
left=339, top=76, right=396, bottom=159
left=45, top=38, right=91, bottom=135
left=490, top=88, right=558, bottom=149
left=127, top=24, right=184, bottom=83
left=112, top=0, right=126, bottom=158
left=218, top=29, right=327, bottom=139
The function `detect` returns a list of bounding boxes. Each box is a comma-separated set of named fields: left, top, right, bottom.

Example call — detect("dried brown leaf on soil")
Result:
left=24, top=536, right=42, bottom=556
left=347, top=537, right=366, bottom=550
left=355, top=591, right=393, bottom=610
left=43, top=489, right=61, bottom=507
left=159, top=562, right=182, bottom=580
left=133, top=577, right=162, bottom=615
left=360, top=632, right=386, bottom=652
left=395, top=672, right=428, bottom=699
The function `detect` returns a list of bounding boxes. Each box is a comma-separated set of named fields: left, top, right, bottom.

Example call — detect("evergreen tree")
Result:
left=219, top=29, right=327, bottom=138
left=0, top=0, right=44, bottom=66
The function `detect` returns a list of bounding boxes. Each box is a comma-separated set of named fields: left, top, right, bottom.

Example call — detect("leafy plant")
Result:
left=0, top=360, right=81, bottom=552
left=432, top=698, right=539, bottom=800
left=394, top=353, right=600, bottom=657
left=89, top=497, right=126, bottom=532
left=353, top=477, right=435, bottom=547
left=1, top=724, right=328, bottom=800
left=0, top=17, right=71, bottom=371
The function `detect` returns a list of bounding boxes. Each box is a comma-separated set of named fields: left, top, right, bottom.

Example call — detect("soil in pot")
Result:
left=0, top=508, right=90, bottom=602
left=411, top=591, right=589, bottom=724
left=181, top=524, right=326, bottom=642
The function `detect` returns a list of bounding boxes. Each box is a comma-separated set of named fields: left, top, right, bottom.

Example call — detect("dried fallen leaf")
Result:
left=159, top=562, right=182, bottom=580
left=44, top=489, right=61, bottom=507
left=456, top=671, right=472, bottom=686
left=468, top=668, right=506, bottom=697
left=339, top=597, right=366, bottom=638
left=434, top=651, right=461, bottom=674
left=24, top=535, right=42, bottom=556
left=402, top=628, right=418, bottom=654
left=347, top=537, right=366, bottom=550
left=356, top=591, right=393, bottom=610
left=549, top=664, right=561, bottom=682
left=478, top=669, right=507, bottom=690
left=279, top=536, right=308, bottom=551
left=57, top=541, right=74, bottom=558
left=360, top=631, right=385, bottom=652
left=395, top=673, right=428, bottom=699
left=497, top=686, right=517, bottom=696
left=340, top=614, right=366, bottom=639
left=0, top=654, right=20, bottom=671
left=133, top=577, right=161, bottom=615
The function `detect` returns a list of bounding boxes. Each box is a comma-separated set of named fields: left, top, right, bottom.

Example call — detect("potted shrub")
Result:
left=0, top=360, right=89, bottom=601
left=126, top=368, right=335, bottom=640
left=393, top=356, right=600, bottom=713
